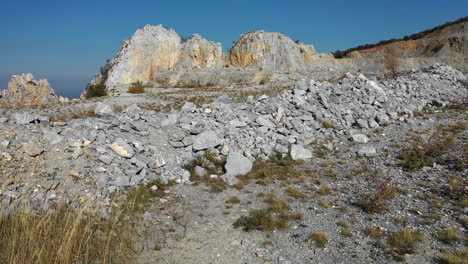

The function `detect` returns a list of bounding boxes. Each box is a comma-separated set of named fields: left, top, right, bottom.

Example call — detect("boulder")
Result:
left=357, top=146, right=377, bottom=157
left=94, top=102, right=114, bottom=117
left=192, top=130, right=222, bottom=151
left=224, top=152, right=253, bottom=177
left=0, top=74, right=59, bottom=108
left=13, top=112, right=48, bottom=125
left=350, top=134, right=369, bottom=143
left=290, top=145, right=312, bottom=160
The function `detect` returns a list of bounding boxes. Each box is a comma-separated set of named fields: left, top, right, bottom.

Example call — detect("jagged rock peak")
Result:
left=228, top=30, right=307, bottom=73
left=104, top=24, right=183, bottom=91
left=180, top=34, right=223, bottom=68
left=0, top=73, right=60, bottom=108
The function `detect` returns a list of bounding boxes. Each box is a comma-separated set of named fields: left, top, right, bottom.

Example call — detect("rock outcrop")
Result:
left=0, top=74, right=59, bottom=108
left=179, top=34, right=223, bottom=69
left=229, top=31, right=307, bottom=73
left=105, top=25, right=182, bottom=91
left=97, top=25, right=316, bottom=93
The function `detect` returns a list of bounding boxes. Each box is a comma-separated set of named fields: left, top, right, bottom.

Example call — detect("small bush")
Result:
left=388, top=229, right=424, bottom=255
left=383, top=47, right=399, bottom=78
left=309, top=232, right=328, bottom=247
left=233, top=209, right=289, bottom=231
left=401, top=147, right=433, bottom=171
left=356, top=172, right=397, bottom=214
left=85, top=81, right=107, bottom=98
left=127, top=81, right=146, bottom=94
left=437, top=227, right=460, bottom=244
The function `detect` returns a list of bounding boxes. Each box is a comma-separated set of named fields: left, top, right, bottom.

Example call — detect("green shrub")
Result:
left=233, top=209, right=289, bottom=231
left=401, top=147, right=433, bottom=171
left=85, top=81, right=107, bottom=98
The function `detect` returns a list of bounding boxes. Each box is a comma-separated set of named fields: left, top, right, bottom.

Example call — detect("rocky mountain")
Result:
left=0, top=74, right=68, bottom=108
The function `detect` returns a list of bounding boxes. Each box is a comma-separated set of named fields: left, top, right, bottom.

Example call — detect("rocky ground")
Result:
left=0, top=64, right=466, bottom=263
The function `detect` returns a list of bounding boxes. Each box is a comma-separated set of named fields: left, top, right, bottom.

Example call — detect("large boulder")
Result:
left=0, top=74, right=59, bottom=108
left=228, top=31, right=307, bottom=73
left=105, top=25, right=182, bottom=92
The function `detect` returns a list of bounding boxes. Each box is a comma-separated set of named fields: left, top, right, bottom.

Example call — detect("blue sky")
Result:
left=1, top=0, right=466, bottom=97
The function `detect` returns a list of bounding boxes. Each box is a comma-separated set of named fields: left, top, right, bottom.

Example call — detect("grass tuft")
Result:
left=309, top=232, right=328, bottom=247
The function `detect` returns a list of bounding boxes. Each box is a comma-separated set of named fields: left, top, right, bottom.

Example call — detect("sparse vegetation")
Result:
left=355, top=167, right=397, bottom=213
left=226, top=196, right=241, bottom=204
left=388, top=229, right=424, bottom=255
left=127, top=81, right=146, bottom=94
left=442, top=248, right=468, bottom=264
left=363, top=227, right=384, bottom=240
left=286, top=187, right=308, bottom=199
left=233, top=209, right=289, bottom=231
left=383, top=46, right=399, bottom=77
left=85, top=81, right=108, bottom=98
left=0, top=202, right=138, bottom=263
left=437, top=227, right=460, bottom=244
left=309, top=232, right=328, bottom=247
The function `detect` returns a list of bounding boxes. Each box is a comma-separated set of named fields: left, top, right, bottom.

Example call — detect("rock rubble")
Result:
left=0, top=64, right=466, bottom=213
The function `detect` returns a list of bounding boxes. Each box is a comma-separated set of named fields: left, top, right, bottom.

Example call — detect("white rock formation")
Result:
left=228, top=31, right=307, bottom=73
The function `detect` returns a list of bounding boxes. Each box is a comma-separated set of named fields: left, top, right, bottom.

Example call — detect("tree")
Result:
left=383, top=47, right=399, bottom=78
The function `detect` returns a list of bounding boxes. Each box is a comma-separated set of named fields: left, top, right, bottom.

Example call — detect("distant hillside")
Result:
left=333, top=17, right=468, bottom=58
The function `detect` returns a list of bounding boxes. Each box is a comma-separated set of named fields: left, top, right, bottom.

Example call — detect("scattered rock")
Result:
left=290, top=145, right=312, bottom=160
left=357, top=146, right=377, bottom=157
left=192, top=130, right=222, bottom=151
left=111, top=138, right=134, bottom=158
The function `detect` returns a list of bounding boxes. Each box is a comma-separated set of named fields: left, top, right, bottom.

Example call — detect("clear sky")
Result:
left=1, top=0, right=466, bottom=98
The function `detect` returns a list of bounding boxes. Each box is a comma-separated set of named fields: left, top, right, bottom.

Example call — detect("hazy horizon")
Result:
left=2, top=0, right=467, bottom=98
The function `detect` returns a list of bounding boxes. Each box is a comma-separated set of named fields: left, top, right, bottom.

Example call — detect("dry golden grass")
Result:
left=0, top=205, right=135, bottom=264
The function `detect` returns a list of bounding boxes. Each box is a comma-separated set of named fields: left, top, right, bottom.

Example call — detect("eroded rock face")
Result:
left=179, top=34, right=223, bottom=69
left=105, top=25, right=182, bottom=91
left=0, top=74, right=59, bottom=108
left=228, top=31, right=307, bottom=73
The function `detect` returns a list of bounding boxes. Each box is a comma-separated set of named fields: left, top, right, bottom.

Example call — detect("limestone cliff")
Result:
left=0, top=74, right=59, bottom=108
left=179, top=34, right=223, bottom=69
left=105, top=25, right=182, bottom=91
left=228, top=31, right=307, bottom=73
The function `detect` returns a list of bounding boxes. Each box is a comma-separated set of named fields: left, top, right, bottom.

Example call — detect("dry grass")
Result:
left=383, top=47, right=399, bottom=78
left=286, top=187, right=308, bottom=200
left=355, top=167, right=397, bottom=213
left=437, top=227, right=461, bottom=244
left=0, top=179, right=172, bottom=264
left=309, top=232, right=328, bottom=247
left=388, top=229, right=424, bottom=255
left=443, top=248, right=468, bottom=264
left=233, top=209, right=289, bottom=231
left=235, top=153, right=303, bottom=188
left=0, top=205, right=135, bottom=264
left=363, top=226, right=384, bottom=240
left=127, top=81, right=146, bottom=94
